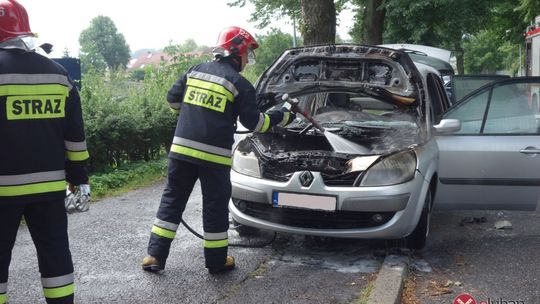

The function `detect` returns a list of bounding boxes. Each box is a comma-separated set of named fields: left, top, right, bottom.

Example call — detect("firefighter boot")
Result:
left=208, top=255, right=235, bottom=274
left=142, top=255, right=165, bottom=273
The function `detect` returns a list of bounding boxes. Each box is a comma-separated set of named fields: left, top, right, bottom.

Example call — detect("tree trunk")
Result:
left=454, top=42, right=465, bottom=74
left=362, top=0, right=386, bottom=45
left=300, top=0, right=336, bottom=45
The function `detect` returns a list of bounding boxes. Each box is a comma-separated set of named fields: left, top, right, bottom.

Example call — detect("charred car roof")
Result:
left=255, top=44, right=424, bottom=111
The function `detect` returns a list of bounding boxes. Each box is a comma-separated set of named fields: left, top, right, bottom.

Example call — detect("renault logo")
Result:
left=299, top=171, right=314, bottom=187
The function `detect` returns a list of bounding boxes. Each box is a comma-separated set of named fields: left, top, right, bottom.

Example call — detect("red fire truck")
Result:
left=525, top=16, right=540, bottom=76
left=525, top=15, right=540, bottom=116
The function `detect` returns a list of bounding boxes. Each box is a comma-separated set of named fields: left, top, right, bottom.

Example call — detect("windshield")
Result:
left=270, top=92, right=424, bottom=154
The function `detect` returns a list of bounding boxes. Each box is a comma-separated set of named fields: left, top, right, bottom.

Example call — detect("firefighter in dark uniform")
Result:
left=0, top=1, right=89, bottom=303
left=142, top=26, right=295, bottom=274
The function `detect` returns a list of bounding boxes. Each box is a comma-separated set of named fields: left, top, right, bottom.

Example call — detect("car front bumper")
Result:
left=229, top=169, right=430, bottom=239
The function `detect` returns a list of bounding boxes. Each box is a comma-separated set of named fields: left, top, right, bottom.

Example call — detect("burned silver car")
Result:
left=229, top=45, right=456, bottom=249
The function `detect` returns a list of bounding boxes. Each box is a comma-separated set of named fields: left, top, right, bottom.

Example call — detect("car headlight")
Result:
left=232, top=149, right=261, bottom=178
left=360, top=150, right=417, bottom=186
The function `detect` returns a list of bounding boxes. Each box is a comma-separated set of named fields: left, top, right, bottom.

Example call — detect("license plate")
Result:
left=272, top=192, right=336, bottom=212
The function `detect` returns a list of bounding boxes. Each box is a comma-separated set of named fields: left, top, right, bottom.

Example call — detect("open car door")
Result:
left=435, top=77, right=540, bottom=211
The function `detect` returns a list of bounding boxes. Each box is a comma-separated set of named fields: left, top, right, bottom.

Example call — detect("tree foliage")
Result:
left=463, top=30, right=506, bottom=74
left=228, top=0, right=301, bottom=29
left=160, top=39, right=209, bottom=64
left=490, top=0, right=527, bottom=43
left=346, top=0, right=530, bottom=74
left=79, top=16, right=131, bottom=71
left=462, top=0, right=527, bottom=74
left=228, top=0, right=346, bottom=45
left=80, top=51, right=107, bottom=74
left=382, top=1, right=492, bottom=73
left=516, top=0, right=540, bottom=21
left=163, top=39, right=203, bottom=54
left=242, top=29, right=295, bottom=82
left=348, top=0, right=365, bottom=43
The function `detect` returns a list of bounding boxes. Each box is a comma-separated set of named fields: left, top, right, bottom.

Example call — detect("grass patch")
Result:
left=353, top=273, right=377, bottom=304
left=401, top=272, right=421, bottom=304
left=249, top=257, right=271, bottom=278
left=89, top=157, right=168, bottom=199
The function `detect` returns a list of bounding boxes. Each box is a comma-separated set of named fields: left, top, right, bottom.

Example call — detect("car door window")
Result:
left=445, top=90, right=489, bottom=134
left=426, top=73, right=448, bottom=124
left=484, top=83, right=538, bottom=134
left=449, top=75, right=510, bottom=104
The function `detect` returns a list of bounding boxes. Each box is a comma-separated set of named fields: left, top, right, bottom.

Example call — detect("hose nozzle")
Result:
left=281, top=93, right=325, bottom=133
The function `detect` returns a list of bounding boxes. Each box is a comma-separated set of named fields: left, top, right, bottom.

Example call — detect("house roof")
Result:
left=127, top=51, right=172, bottom=70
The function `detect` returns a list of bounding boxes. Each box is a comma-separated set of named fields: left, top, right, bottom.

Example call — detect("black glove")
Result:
left=279, top=107, right=296, bottom=127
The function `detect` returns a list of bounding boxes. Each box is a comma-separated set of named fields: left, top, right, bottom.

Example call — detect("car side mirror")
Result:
left=434, top=118, right=461, bottom=134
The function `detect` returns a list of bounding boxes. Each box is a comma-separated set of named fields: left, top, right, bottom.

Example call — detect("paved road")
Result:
left=8, top=180, right=384, bottom=304
left=406, top=209, right=540, bottom=304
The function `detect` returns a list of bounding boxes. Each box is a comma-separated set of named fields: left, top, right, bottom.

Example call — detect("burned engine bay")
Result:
left=235, top=108, right=422, bottom=184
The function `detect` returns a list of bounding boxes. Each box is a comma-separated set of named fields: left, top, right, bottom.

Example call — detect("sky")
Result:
left=20, top=0, right=355, bottom=58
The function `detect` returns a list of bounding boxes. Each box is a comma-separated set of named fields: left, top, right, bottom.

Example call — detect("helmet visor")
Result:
left=247, top=48, right=256, bottom=65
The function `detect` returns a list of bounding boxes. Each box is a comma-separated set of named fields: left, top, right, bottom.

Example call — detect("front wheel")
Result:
left=404, top=188, right=432, bottom=250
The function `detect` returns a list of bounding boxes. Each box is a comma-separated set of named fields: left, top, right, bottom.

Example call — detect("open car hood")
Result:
left=255, top=44, right=424, bottom=111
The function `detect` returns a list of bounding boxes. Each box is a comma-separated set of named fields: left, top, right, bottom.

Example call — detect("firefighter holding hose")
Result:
left=142, top=26, right=295, bottom=274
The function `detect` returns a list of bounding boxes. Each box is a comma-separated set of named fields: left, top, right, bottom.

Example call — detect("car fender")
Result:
left=406, top=140, right=438, bottom=234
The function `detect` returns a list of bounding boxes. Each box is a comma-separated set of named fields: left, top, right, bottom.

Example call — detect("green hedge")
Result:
left=90, top=157, right=168, bottom=198
left=80, top=54, right=210, bottom=172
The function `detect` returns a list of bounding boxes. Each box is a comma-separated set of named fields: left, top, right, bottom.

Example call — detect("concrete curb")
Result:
left=367, top=255, right=409, bottom=304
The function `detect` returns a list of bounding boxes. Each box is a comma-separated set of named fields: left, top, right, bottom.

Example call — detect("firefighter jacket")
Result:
left=167, top=57, right=290, bottom=168
left=0, top=48, right=89, bottom=203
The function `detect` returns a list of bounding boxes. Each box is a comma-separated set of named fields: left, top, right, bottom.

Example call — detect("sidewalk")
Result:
left=403, top=210, right=540, bottom=304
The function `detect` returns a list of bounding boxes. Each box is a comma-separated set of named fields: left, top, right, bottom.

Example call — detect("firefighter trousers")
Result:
left=0, top=199, right=74, bottom=304
left=147, top=158, right=231, bottom=269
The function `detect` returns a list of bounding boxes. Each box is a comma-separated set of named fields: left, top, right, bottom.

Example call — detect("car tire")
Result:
left=405, top=188, right=432, bottom=250
left=232, top=219, right=259, bottom=237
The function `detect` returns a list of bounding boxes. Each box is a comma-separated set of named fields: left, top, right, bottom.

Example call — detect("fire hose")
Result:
left=180, top=219, right=276, bottom=248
